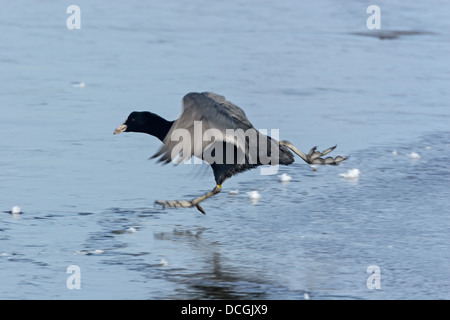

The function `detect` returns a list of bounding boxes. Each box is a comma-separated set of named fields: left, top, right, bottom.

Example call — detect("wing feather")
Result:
left=152, top=92, right=255, bottom=164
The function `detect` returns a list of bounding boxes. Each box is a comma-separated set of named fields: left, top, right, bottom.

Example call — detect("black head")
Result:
left=114, top=111, right=152, bottom=134
left=114, top=111, right=173, bottom=141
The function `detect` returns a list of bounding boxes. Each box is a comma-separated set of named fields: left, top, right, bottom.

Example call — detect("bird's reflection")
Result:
left=153, top=228, right=269, bottom=299
left=172, top=252, right=268, bottom=300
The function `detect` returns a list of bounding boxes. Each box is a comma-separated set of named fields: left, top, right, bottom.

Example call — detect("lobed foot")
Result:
left=155, top=185, right=221, bottom=214
left=280, top=140, right=346, bottom=165
left=306, top=145, right=347, bottom=165
left=154, top=199, right=206, bottom=214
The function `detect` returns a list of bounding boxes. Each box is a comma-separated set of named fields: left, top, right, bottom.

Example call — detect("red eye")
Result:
left=130, top=118, right=135, bottom=122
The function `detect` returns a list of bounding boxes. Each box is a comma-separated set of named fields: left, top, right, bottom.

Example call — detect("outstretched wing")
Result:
left=152, top=92, right=255, bottom=164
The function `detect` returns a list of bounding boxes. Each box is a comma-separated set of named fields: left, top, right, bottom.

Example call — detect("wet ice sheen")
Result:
left=1, top=1, right=449, bottom=299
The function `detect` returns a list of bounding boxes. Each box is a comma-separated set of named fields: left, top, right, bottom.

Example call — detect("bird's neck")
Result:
left=145, top=116, right=174, bottom=142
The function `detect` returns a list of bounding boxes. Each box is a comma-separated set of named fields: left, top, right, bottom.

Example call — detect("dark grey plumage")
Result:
left=114, top=91, right=346, bottom=213
left=152, top=92, right=294, bottom=185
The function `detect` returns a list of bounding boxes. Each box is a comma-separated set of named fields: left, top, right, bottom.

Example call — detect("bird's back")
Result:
left=183, top=92, right=254, bottom=130
left=153, top=92, right=294, bottom=184
left=186, top=93, right=294, bottom=184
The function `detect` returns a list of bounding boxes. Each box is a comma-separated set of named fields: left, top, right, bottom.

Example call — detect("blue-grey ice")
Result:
left=0, top=0, right=449, bottom=300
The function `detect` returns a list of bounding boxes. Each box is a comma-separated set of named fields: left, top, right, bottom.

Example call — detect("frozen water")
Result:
left=0, top=0, right=449, bottom=299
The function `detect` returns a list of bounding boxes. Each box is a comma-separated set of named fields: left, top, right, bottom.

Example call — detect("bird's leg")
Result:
left=279, top=140, right=346, bottom=165
left=154, top=185, right=222, bottom=214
